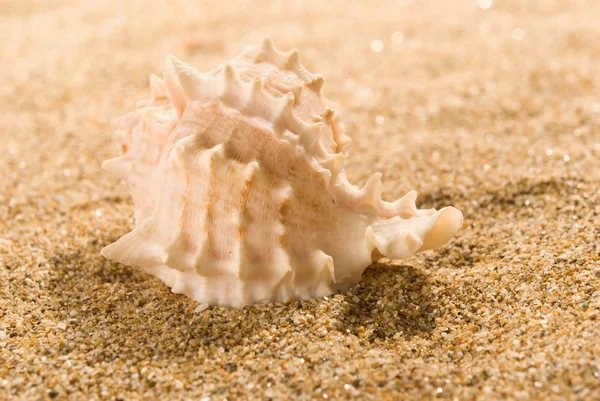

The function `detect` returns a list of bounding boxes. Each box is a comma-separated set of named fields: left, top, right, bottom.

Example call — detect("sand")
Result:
left=1, top=0, right=599, bottom=399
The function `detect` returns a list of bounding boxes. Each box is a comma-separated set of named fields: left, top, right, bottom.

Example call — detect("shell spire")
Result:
left=101, top=37, right=463, bottom=308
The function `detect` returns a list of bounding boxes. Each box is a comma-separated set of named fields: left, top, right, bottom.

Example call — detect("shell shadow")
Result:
left=45, top=239, right=440, bottom=365
left=337, top=262, right=439, bottom=341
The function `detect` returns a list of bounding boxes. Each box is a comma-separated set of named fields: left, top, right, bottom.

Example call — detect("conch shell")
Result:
left=101, top=38, right=463, bottom=308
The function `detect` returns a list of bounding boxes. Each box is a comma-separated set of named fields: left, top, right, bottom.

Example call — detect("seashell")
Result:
left=101, top=37, right=463, bottom=308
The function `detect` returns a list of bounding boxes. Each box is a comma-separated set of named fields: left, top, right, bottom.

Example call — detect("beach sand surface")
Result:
left=1, top=0, right=599, bottom=399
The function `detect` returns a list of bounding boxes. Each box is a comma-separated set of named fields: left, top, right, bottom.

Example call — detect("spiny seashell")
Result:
left=101, top=38, right=463, bottom=308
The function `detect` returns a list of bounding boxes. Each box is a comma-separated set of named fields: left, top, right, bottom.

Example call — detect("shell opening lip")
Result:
left=418, top=206, right=464, bottom=252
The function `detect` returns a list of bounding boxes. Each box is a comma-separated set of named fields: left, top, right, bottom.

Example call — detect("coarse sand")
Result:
left=1, top=0, right=599, bottom=400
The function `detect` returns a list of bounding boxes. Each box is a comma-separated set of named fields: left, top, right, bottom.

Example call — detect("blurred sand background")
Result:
left=1, top=0, right=599, bottom=399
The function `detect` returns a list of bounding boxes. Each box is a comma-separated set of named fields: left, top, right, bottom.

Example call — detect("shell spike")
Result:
left=376, top=190, right=419, bottom=218
left=272, top=92, right=295, bottom=125
left=163, top=55, right=188, bottom=116
left=221, top=63, right=245, bottom=106
left=322, top=108, right=335, bottom=124
left=360, top=172, right=383, bottom=207
left=393, top=189, right=418, bottom=215
left=256, top=36, right=277, bottom=62
left=304, top=122, right=325, bottom=149
left=259, top=36, right=276, bottom=51
left=250, top=76, right=263, bottom=95
left=223, top=63, right=242, bottom=92
left=330, top=171, right=361, bottom=206
left=285, top=49, right=300, bottom=69
left=289, top=85, right=303, bottom=103
left=307, top=76, right=324, bottom=95
left=166, top=55, right=206, bottom=100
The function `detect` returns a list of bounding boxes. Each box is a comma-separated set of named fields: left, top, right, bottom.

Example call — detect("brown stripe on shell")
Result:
left=194, top=147, right=257, bottom=277
left=238, top=170, right=288, bottom=281
left=224, top=118, right=268, bottom=164
left=189, top=105, right=237, bottom=150
left=165, top=102, right=217, bottom=151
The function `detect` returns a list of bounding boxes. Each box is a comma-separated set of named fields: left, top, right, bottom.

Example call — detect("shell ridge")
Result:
left=192, top=145, right=257, bottom=279
left=153, top=112, right=230, bottom=269
left=162, top=141, right=216, bottom=272
left=156, top=136, right=204, bottom=272
left=192, top=144, right=224, bottom=276
left=240, top=179, right=294, bottom=304
left=274, top=185, right=294, bottom=297
left=278, top=188, right=317, bottom=298
left=234, top=160, right=260, bottom=293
